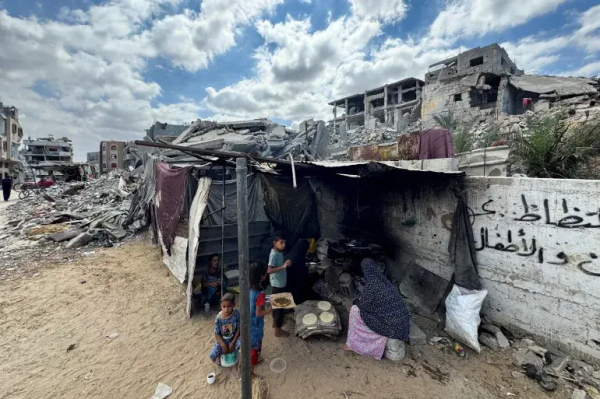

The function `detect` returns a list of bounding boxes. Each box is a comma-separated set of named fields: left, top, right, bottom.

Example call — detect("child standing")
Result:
left=267, top=232, right=291, bottom=337
left=249, top=261, right=272, bottom=376
left=209, top=293, right=241, bottom=365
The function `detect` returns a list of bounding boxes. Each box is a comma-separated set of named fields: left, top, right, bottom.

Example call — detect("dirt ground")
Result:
left=0, top=241, right=569, bottom=399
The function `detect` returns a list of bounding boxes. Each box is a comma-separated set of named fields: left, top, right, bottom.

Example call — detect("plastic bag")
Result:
left=444, top=284, right=488, bottom=352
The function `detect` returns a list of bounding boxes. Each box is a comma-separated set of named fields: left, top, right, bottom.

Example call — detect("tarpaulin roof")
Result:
left=508, top=75, right=598, bottom=97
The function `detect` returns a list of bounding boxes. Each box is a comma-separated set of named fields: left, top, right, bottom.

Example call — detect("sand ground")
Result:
left=0, top=241, right=568, bottom=399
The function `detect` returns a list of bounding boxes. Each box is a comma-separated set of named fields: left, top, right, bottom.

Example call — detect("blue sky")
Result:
left=0, top=0, right=599, bottom=160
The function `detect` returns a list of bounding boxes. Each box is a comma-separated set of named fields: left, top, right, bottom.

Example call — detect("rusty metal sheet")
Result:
left=397, top=134, right=419, bottom=160
left=348, top=142, right=399, bottom=161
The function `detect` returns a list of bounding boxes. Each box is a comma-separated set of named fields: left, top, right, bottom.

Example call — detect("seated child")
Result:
left=209, top=293, right=241, bottom=365
left=249, top=261, right=272, bottom=376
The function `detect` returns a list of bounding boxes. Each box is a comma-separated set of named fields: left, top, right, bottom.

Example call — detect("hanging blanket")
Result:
left=155, top=162, right=191, bottom=252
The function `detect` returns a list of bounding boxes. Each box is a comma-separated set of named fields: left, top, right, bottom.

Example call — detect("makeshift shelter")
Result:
left=133, top=140, right=477, bottom=320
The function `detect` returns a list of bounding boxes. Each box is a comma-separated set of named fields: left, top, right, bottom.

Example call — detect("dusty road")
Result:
left=0, top=241, right=567, bottom=399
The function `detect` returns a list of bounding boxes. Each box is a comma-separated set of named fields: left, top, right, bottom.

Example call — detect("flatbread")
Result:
left=319, top=311, right=334, bottom=324
left=302, top=313, right=318, bottom=326
left=317, top=301, right=332, bottom=311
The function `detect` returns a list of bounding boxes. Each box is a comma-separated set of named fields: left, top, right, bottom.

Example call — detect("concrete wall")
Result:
left=457, top=146, right=510, bottom=177
left=466, top=177, right=600, bottom=361
left=313, top=174, right=600, bottom=361
left=421, top=78, right=500, bottom=127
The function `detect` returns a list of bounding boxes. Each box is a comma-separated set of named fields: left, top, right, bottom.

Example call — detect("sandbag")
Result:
left=444, top=284, right=488, bottom=352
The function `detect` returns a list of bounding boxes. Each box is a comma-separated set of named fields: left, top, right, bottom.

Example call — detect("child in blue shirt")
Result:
left=249, top=261, right=271, bottom=376
left=209, top=293, right=241, bottom=365
left=267, top=232, right=291, bottom=337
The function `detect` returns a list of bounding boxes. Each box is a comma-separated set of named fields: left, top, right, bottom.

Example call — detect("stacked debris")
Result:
left=1, top=171, right=141, bottom=252
left=169, top=118, right=302, bottom=159
left=468, top=96, right=600, bottom=149
left=510, top=336, right=600, bottom=395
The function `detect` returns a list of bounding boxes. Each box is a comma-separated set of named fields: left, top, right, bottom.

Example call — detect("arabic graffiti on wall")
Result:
left=470, top=194, right=600, bottom=277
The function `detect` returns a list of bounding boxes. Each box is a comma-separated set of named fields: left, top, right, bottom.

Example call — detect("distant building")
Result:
left=99, top=140, right=126, bottom=173
left=87, top=151, right=100, bottom=169
left=21, top=135, right=73, bottom=166
left=0, top=102, right=24, bottom=177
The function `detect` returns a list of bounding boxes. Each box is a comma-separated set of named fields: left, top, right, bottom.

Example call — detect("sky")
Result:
left=1, top=0, right=599, bottom=161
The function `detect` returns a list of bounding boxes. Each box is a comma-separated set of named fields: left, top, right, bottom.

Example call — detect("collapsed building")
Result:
left=330, top=77, right=424, bottom=135
left=323, top=43, right=599, bottom=171
left=421, top=43, right=598, bottom=127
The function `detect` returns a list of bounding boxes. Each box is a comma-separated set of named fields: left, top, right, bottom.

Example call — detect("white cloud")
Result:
left=573, top=4, right=600, bottom=54
left=202, top=15, right=382, bottom=121
left=501, top=35, right=571, bottom=74
left=0, top=0, right=285, bottom=160
left=202, top=13, right=463, bottom=123
left=563, top=62, right=600, bottom=77
left=349, top=0, right=407, bottom=23
left=145, top=0, right=284, bottom=72
left=430, top=0, right=568, bottom=42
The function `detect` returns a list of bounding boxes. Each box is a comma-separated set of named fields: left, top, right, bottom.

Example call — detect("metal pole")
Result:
left=221, top=165, right=225, bottom=297
left=236, top=157, right=251, bottom=399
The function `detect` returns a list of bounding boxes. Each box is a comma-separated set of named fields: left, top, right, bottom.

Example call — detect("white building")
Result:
left=21, top=135, right=74, bottom=166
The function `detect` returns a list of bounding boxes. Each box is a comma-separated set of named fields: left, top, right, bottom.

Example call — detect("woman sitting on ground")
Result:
left=342, top=258, right=410, bottom=359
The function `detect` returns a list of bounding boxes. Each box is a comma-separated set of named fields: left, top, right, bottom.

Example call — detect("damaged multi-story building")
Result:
left=327, top=43, right=599, bottom=162
left=329, top=78, right=424, bottom=137
left=422, top=43, right=599, bottom=127
left=421, top=43, right=524, bottom=126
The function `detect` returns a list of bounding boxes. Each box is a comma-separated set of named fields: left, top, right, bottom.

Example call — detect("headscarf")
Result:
left=355, top=258, right=410, bottom=341
left=284, top=240, right=312, bottom=304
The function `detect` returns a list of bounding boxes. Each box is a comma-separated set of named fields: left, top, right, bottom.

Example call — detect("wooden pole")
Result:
left=236, top=157, right=251, bottom=399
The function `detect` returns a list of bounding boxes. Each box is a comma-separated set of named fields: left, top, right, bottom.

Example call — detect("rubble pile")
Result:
left=468, top=93, right=600, bottom=148
left=335, top=122, right=420, bottom=147
left=508, top=335, right=600, bottom=395
left=0, top=172, right=143, bottom=272
left=171, top=118, right=303, bottom=159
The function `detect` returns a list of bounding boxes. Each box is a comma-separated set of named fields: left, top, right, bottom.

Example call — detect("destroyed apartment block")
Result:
left=421, top=43, right=524, bottom=127
left=329, top=77, right=424, bottom=138
left=421, top=43, right=599, bottom=128
left=324, top=43, right=599, bottom=172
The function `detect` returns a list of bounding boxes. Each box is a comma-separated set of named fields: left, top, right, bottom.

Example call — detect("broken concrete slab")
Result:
left=480, top=324, right=510, bottom=348
left=479, top=333, right=500, bottom=351
left=547, top=356, right=570, bottom=375
left=61, top=183, right=86, bottom=196
left=516, top=338, right=536, bottom=348
left=528, top=345, right=548, bottom=358
left=49, top=229, right=80, bottom=243
left=409, top=320, right=427, bottom=346
left=66, top=232, right=93, bottom=249
left=513, top=348, right=544, bottom=372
